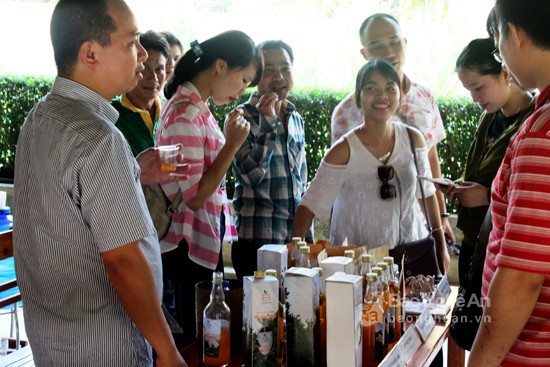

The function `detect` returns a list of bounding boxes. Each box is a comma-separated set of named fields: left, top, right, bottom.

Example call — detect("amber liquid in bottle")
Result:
left=363, top=273, right=385, bottom=367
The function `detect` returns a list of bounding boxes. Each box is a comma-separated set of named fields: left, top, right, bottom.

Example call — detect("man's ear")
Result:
left=360, top=47, right=368, bottom=61
left=79, top=41, right=100, bottom=68
left=507, top=22, right=526, bottom=50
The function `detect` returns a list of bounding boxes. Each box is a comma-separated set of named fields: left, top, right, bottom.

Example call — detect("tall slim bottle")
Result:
left=266, top=269, right=285, bottom=367
left=377, top=262, right=395, bottom=351
left=203, top=271, right=231, bottom=367
left=290, top=237, right=301, bottom=267
left=372, top=266, right=389, bottom=356
left=298, top=244, right=311, bottom=268
left=362, top=273, right=385, bottom=367
left=383, top=256, right=402, bottom=342
left=344, top=250, right=356, bottom=275
left=313, top=267, right=327, bottom=367
left=360, top=254, right=373, bottom=297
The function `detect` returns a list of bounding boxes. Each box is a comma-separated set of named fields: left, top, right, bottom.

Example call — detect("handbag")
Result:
left=142, top=99, right=190, bottom=240
left=449, top=207, right=491, bottom=350
left=388, top=127, right=442, bottom=278
left=143, top=183, right=182, bottom=240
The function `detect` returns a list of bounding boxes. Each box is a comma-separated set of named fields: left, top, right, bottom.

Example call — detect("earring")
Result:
left=508, top=81, right=512, bottom=86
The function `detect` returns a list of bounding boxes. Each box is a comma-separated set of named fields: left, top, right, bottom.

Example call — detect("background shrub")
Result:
left=0, top=76, right=481, bottom=210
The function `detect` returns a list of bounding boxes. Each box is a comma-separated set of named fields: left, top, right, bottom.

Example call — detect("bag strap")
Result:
left=157, top=99, right=194, bottom=212
left=405, top=126, right=432, bottom=231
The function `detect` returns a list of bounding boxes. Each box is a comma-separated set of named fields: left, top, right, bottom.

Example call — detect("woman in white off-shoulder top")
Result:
left=292, top=60, right=450, bottom=274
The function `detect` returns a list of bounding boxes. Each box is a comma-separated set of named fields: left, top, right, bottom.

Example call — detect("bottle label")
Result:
left=257, top=328, right=273, bottom=355
left=388, top=307, right=396, bottom=343
left=203, top=318, right=222, bottom=358
left=375, top=321, right=385, bottom=361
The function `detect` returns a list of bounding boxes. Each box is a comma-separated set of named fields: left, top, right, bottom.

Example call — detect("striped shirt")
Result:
left=155, top=82, right=236, bottom=269
left=13, top=77, right=162, bottom=366
left=230, top=92, right=308, bottom=245
left=483, top=85, right=550, bottom=366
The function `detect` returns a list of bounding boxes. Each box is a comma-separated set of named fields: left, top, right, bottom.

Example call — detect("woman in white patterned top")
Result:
left=292, top=60, right=450, bottom=274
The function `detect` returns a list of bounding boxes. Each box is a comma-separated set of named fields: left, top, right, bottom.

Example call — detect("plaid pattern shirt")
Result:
left=229, top=92, right=308, bottom=245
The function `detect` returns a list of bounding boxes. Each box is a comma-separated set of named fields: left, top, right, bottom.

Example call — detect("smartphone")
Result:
left=416, top=176, right=455, bottom=186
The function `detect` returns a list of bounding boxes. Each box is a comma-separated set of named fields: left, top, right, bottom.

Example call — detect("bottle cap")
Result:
left=377, top=262, right=388, bottom=270
left=383, top=256, right=395, bottom=265
left=372, top=267, right=383, bottom=276
left=212, top=271, right=223, bottom=283
left=297, top=241, right=307, bottom=248
left=300, top=245, right=310, bottom=254
left=222, top=280, right=230, bottom=288
left=344, top=250, right=355, bottom=258
left=366, top=273, right=378, bottom=282
left=265, top=269, right=277, bottom=277
left=254, top=270, right=265, bottom=279
left=361, top=253, right=372, bottom=262
left=292, top=237, right=301, bottom=245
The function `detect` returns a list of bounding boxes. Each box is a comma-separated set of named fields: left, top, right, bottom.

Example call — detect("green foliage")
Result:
left=0, top=75, right=53, bottom=181
left=0, top=76, right=481, bottom=211
left=437, top=96, right=481, bottom=181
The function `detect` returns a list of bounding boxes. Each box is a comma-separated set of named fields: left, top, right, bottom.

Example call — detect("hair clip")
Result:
left=190, top=40, right=204, bottom=59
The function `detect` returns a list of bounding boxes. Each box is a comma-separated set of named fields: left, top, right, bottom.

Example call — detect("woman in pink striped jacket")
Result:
left=155, top=30, right=262, bottom=346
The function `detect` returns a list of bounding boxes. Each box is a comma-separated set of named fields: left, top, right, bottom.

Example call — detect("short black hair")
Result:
left=161, top=31, right=183, bottom=50
left=354, top=59, right=401, bottom=109
left=359, top=13, right=400, bottom=45
left=495, top=0, right=550, bottom=50
left=257, top=40, right=294, bottom=64
left=50, top=0, right=119, bottom=75
left=486, top=7, right=498, bottom=40
left=456, top=38, right=502, bottom=76
left=140, top=30, right=170, bottom=59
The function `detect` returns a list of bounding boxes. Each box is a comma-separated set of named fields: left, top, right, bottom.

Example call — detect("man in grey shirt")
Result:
left=13, top=0, right=187, bottom=366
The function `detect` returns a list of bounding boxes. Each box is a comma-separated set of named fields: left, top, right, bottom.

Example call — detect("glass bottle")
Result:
left=266, top=269, right=284, bottom=366
left=360, top=254, right=373, bottom=297
left=362, top=273, right=385, bottom=367
left=372, top=266, right=389, bottom=356
left=383, top=256, right=402, bottom=342
left=313, top=267, right=327, bottom=367
left=377, top=262, right=395, bottom=351
left=344, top=249, right=356, bottom=275
left=297, top=244, right=311, bottom=268
left=290, top=237, right=301, bottom=267
left=203, top=271, right=231, bottom=367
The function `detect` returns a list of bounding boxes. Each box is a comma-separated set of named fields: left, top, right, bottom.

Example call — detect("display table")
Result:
left=180, top=286, right=465, bottom=367
left=379, top=286, right=465, bottom=367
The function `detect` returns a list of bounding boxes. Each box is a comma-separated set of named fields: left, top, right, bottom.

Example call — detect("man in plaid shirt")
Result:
left=228, top=40, right=310, bottom=279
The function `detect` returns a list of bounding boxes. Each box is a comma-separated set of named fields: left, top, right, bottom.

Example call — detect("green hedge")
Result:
left=0, top=76, right=481, bottom=211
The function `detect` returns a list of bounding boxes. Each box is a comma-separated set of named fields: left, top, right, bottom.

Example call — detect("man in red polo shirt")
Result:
left=467, top=1, right=550, bottom=366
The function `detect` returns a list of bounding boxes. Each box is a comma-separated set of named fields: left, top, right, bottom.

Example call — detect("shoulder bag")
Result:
left=388, top=127, right=443, bottom=278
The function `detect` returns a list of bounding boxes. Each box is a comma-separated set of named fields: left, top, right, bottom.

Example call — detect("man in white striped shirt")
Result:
left=13, top=0, right=187, bottom=366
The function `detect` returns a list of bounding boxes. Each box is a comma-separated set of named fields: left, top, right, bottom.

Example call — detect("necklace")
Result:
left=378, top=151, right=391, bottom=163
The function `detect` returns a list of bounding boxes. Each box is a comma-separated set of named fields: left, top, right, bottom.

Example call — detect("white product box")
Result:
left=284, top=267, right=320, bottom=367
left=243, top=274, right=279, bottom=366
left=326, top=272, right=363, bottom=367
left=320, top=256, right=354, bottom=280
left=257, top=244, right=288, bottom=280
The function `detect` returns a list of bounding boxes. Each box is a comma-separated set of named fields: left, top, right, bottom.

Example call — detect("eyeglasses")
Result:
left=492, top=48, right=503, bottom=64
left=378, top=165, right=396, bottom=201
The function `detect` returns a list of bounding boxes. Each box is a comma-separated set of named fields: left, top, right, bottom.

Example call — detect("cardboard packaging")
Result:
left=257, top=245, right=288, bottom=281
left=243, top=273, right=279, bottom=367
left=320, top=256, right=354, bottom=279
left=326, top=272, right=363, bottom=367
left=284, top=267, right=321, bottom=367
